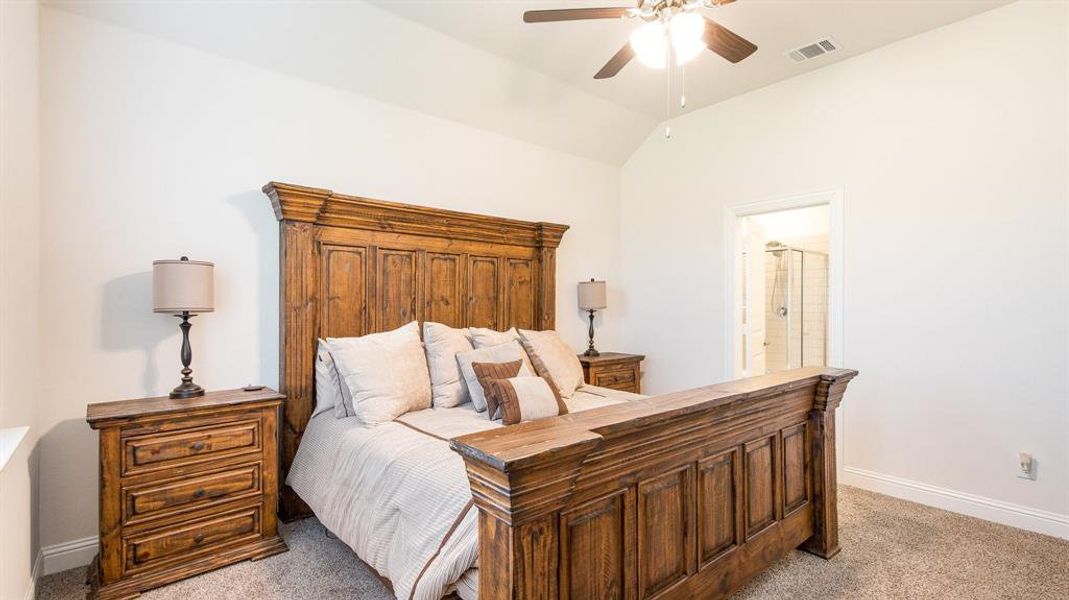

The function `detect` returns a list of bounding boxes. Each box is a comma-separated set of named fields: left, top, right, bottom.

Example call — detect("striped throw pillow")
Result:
left=471, top=359, right=528, bottom=420
left=485, top=376, right=569, bottom=426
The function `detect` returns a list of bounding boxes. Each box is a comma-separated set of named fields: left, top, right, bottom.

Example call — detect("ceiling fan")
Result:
left=523, top=0, right=757, bottom=79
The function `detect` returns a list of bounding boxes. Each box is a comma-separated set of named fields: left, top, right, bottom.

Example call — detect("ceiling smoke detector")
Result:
left=785, top=37, right=839, bottom=63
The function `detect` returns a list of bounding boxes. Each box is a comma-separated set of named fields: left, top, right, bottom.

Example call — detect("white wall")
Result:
left=0, top=0, right=42, bottom=596
left=620, top=1, right=1068, bottom=535
left=37, top=7, right=623, bottom=557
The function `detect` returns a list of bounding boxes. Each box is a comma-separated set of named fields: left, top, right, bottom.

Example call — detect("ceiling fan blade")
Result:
left=594, top=43, right=635, bottom=79
left=701, top=17, right=757, bottom=63
left=523, top=7, right=631, bottom=23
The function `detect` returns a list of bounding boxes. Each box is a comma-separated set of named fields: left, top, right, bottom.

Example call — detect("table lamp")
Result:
left=578, top=278, right=607, bottom=357
left=153, top=257, right=214, bottom=398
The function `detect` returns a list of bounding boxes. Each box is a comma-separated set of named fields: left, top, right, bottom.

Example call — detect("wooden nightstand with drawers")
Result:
left=86, top=388, right=288, bottom=599
left=578, top=352, right=645, bottom=394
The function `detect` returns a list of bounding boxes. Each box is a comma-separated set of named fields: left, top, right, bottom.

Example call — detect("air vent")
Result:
left=785, top=37, right=839, bottom=63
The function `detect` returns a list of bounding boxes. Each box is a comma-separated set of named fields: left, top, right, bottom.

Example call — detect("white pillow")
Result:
left=518, top=329, right=585, bottom=399
left=468, top=327, right=522, bottom=348
left=314, top=339, right=344, bottom=417
left=423, top=322, right=474, bottom=408
left=456, top=341, right=533, bottom=413
left=328, top=321, right=431, bottom=424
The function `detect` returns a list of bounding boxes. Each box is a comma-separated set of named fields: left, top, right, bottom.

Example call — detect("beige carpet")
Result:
left=38, top=486, right=1068, bottom=599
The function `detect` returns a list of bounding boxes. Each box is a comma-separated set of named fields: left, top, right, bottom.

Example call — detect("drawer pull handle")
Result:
left=193, top=489, right=206, bottom=499
left=191, top=441, right=206, bottom=452
left=193, top=534, right=205, bottom=545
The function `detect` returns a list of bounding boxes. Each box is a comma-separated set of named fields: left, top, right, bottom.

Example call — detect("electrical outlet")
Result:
left=1017, top=452, right=1036, bottom=480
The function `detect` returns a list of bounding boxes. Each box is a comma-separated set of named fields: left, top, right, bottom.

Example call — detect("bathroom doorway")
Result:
left=726, top=190, right=843, bottom=379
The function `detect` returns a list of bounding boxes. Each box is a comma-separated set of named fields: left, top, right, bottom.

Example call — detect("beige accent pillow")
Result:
left=423, top=322, right=474, bottom=408
left=456, top=341, right=532, bottom=413
left=486, top=376, right=568, bottom=425
left=518, top=329, right=584, bottom=399
left=329, top=321, right=431, bottom=424
left=468, top=327, right=521, bottom=348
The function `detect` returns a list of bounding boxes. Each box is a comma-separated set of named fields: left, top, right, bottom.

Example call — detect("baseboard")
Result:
left=842, top=466, right=1069, bottom=539
left=23, top=551, right=42, bottom=600
left=40, top=535, right=98, bottom=576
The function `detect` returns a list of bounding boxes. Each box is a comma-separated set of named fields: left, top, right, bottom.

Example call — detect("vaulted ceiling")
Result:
left=373, top=0, right=1010, bottom=119
left=50, top=0, right=1010, bottom=165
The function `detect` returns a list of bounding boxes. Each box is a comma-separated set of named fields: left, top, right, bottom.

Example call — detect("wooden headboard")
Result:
left=263, top=181, right=568, bottom=519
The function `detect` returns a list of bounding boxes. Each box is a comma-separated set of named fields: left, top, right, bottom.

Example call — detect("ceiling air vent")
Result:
left=786, top=37, right=839, bottom=64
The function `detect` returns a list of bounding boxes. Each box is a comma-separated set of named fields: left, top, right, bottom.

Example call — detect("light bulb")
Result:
left=669, top=12, right=705, bottom=64
left=630, top=13, right=706, bottom=69
left=629, top=21, right=668, bottom=69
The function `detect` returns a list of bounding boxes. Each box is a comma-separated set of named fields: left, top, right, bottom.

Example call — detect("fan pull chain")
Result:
left=681, top=63, right=687, bottom=109
left=665, top=35, right=672, bottom=139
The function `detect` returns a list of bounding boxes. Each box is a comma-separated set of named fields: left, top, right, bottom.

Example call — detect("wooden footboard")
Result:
left=451, top=367, right=857, bottom=600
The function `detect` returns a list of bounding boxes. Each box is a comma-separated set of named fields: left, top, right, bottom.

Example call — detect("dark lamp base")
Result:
left=170, top=382, right=205, bottom=399
left=170, top=311, right=204, bottom=400
left=584, top=309, right=600, bottom=358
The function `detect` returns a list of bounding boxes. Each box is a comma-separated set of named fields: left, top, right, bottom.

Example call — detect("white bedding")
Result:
left=287, top=385, right=644, bottom=600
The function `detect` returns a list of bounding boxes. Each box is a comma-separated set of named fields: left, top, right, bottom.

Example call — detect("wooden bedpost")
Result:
left=266, top=183, right=329, bottom=521
left=801, top=369, right=856, bottom=559
left=455, top=430, right=601, bottom=600
left=453, top=367, right=858, bottom=600
left=535, top=223, right=567, bottom=331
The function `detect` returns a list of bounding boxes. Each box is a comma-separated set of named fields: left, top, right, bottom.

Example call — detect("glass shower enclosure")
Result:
left=764, top=243, right=828, bottom=373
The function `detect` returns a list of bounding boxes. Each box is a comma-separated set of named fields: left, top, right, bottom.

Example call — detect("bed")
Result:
left=264, top=181, right=858, bottom=600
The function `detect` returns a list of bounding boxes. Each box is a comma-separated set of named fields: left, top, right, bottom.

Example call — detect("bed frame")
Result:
left=266, top=181, right=858, bottom=600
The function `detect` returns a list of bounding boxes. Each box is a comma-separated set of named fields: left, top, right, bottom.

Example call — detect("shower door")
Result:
left=764, top=247, right=827, bottom=373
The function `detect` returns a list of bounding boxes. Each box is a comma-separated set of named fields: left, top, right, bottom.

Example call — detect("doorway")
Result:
left=725, top=190, right=843, bottom=380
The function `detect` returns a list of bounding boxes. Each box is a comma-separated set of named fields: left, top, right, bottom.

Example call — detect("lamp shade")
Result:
left=153, top=257, right=214, bottom=313
left=578, top=279, right=607, bottom=311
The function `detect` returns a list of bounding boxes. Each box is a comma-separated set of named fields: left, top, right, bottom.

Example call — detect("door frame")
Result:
left=723, top=187, right=846, bottom=466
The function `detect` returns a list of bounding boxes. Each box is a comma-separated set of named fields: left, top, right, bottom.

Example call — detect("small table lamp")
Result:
left=578, top=278, right=607, bottom=357
left=153, top=257, right=214, bottom=399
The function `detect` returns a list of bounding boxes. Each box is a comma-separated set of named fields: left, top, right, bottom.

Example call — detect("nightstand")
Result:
left=86, top=388, right=288, bottom=599
left=578, top=352, right=645, bottom=394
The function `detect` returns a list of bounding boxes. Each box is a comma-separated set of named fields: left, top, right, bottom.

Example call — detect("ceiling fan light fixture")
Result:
left=629, top=12, right=706, bottom=69
left=629, top=21, right=668, bottom=69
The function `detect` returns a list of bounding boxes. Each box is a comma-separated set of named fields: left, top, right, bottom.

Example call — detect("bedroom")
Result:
left=0, top=1, right=1065, bottom=599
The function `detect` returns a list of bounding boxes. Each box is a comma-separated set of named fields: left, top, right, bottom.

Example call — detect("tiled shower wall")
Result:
left=763, top=239, right=828, bottom=373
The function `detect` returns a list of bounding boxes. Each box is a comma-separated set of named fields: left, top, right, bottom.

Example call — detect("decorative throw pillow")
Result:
left=328, top=321, right=431, bottom=424
left=471, top=359, right=527, bottom=421
left=314, top=339, right=344, bottom=417
left=469, top=327, right=522, bottom=348
left=456, top=341, right=532, bottom=413
left=485, top=376, right=569, bottom=426
left=518, top=329, right=584, bottom=399
left=423, top=322, right=474, bottom=408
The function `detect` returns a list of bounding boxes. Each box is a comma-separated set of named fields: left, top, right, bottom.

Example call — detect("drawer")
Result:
left=593, top=368, right=636, bottom=389
left=122, top=464, right=262, bottom=526
left=123, top=506, right=262, bottom=575
left=122, top=419, right=261, bottom=476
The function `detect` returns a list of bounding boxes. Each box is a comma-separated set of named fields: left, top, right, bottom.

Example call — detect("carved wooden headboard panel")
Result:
left=263, top=181, right=568, bottom=518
